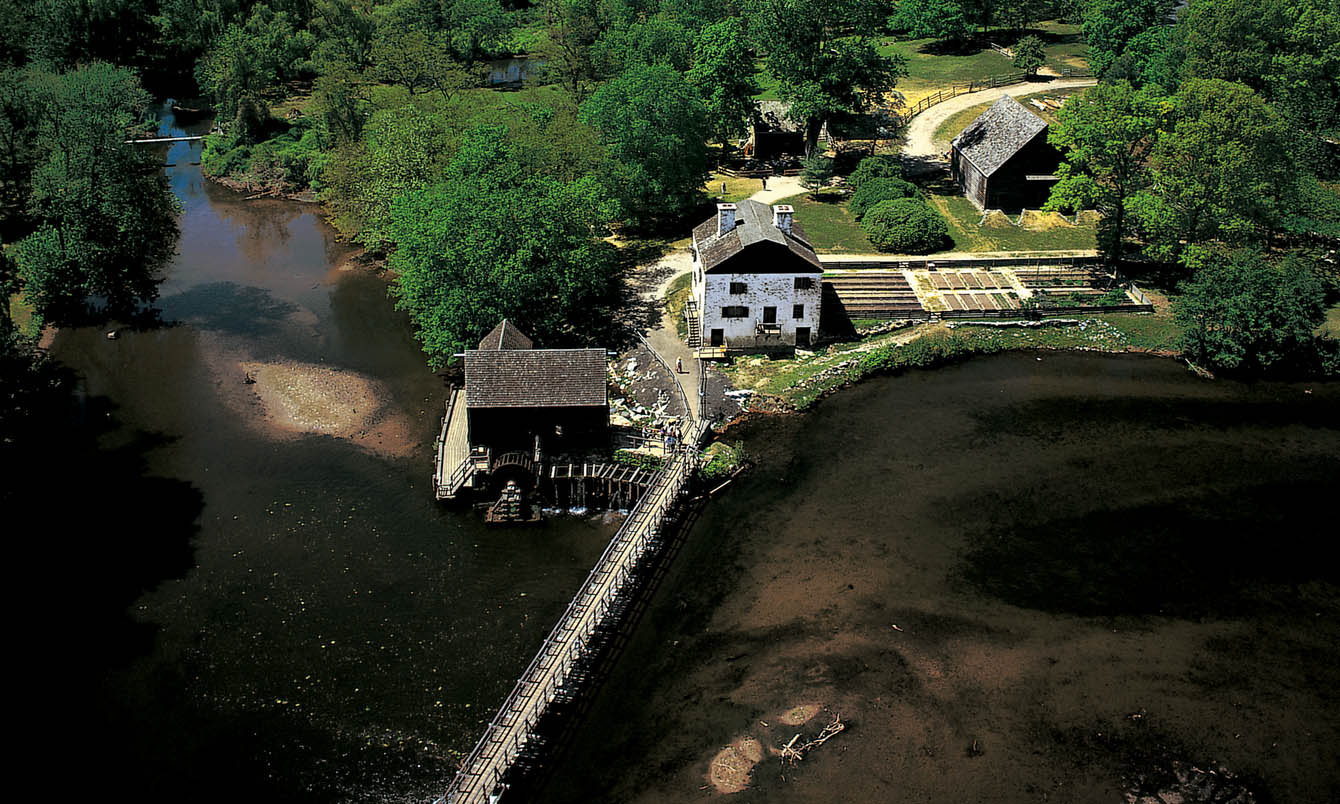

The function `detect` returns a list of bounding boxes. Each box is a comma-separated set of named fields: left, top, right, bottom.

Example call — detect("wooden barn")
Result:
left=463, top=320, right=609, bottom=455
left=950, top=96, right=1062, bottom=211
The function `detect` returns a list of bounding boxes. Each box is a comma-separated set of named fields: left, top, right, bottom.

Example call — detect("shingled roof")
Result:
left=464, top=348, right=607, bottom=409
left=951, top=96, right=1048, bottom=177
left=477, top=318, right=533, bottom=351
left=692, top=199, right=822, bottom=274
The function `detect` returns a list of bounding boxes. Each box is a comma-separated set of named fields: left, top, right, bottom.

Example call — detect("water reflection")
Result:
left=37, top=102, right=615, bottom=803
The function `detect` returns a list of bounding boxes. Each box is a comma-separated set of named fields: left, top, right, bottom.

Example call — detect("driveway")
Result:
left=902, top=78, right=1098, bottom=160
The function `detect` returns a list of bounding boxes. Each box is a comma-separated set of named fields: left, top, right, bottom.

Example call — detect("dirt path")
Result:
left=903, top=78, right=1098, bottom=160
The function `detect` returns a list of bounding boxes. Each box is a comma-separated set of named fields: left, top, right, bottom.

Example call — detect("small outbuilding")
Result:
left=950, top=95, right=1062, bottom=211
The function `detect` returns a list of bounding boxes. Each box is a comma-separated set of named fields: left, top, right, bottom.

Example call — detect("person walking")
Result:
left=675, top=357, right=683, bottom=374
left=761, top=176, right=768, bottom=191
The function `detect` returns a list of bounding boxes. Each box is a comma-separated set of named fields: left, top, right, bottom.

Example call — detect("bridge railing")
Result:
left=442, top=420, right=707, bottom=804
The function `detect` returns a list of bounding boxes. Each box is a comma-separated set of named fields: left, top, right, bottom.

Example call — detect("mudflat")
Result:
left=541, top=352, right=1340, bottom=804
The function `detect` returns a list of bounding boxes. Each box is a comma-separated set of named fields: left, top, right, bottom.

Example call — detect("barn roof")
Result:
left=692, top=199, right=822, bottom=274
left=755, top=100, right=803, bottom=133
left=476, top=318, right=533, bottom=351
left=465, top=348, right=607, bottom=409
left=951, top=96, right=1048, bottom=178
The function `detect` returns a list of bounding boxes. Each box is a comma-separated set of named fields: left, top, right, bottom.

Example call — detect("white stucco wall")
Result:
left=692, top=264, right=821, bottom=348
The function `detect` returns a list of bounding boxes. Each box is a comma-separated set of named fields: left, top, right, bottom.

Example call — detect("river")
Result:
left=36, top=106, right=614, bottom=804
left=542, top=352, right=1340, bottom=803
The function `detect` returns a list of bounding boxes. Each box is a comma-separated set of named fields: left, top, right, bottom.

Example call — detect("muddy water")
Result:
left=38, top=107, right=614, bottom=803
left=544, top=353, right=1340, bottom=804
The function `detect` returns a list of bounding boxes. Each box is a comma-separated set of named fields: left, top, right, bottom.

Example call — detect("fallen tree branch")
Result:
left=780, top=714, right=845, bottom=764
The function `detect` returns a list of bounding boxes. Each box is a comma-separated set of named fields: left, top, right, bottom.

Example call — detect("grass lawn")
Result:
left=704, top=172, right=765, bottom=203
left=7, top=293, right=40, bottom=339
left=777, top=186, right=1098, bottom=255
left=927, top=191, right=1098, bottom=252
left=877, top=21, right=1090, bottom=107
left=1319, top=303, right=1340, bottom=340
left=931, top=87, right=1090, bottom=152
left=666, top=272, right=692, bottom=340
left=774, top=192, right=874, bottom=252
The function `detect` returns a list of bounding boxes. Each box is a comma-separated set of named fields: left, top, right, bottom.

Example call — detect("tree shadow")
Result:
left=157, top=281, right=300, bottom=336
left=3, top=346, right=203, bottom=784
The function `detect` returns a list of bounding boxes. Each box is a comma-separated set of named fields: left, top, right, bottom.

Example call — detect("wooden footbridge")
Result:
left=437, top=417, right=709, bottom=804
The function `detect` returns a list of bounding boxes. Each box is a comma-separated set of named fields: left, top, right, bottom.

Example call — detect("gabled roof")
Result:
left=951, top=96, right=1048, bottom=178
left=692, top=199, right=823, bottom=274
left=477, top=318, right=533, bottom=351
left=754, top=100, right=803, bottom=133
left=465, top=348, right=607, bottom=409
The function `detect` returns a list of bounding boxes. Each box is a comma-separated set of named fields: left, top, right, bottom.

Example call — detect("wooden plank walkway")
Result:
left=438, top=418, right=708, bottom=804
left=433, top=388, right=473, bottom=499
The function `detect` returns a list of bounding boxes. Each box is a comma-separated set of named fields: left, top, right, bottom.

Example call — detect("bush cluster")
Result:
left=861, top=198, right=949, bottom=253
left=850, top=176, right=919, bottom=218
left=846, top=154, right=903, bottom=193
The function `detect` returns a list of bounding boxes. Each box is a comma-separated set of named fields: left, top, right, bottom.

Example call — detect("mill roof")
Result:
left=951, top=96, right=1048, bottom=178
left=692, top=199, right=822, bottom=274
left=465, top=348, right=607, bottom=409
left=477, top=318, right=534, bottom=351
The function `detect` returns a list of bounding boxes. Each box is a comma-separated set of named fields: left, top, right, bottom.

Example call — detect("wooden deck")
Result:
left=433, top=388, right=474, bottom=499
left=438, top=419, right=708, bottom=804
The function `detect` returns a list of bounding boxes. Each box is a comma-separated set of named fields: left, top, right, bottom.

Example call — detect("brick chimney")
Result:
left=717, top=203, right=737, bottom=236
left=773, top=204, right=794, bottom=234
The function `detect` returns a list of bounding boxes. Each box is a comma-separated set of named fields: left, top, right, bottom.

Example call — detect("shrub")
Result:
left=850, top=176, right=919, bottom=218
left=862, top=199, right=949, bottom=253
left=846, top=154, right=902, bottom=192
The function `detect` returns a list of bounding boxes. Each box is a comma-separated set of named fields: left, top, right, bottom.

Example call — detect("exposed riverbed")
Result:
left=543, top=352, right=1340, bottom=804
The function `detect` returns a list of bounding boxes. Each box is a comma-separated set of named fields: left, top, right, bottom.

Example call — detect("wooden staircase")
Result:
left=684, top=299, right=702, bottom=347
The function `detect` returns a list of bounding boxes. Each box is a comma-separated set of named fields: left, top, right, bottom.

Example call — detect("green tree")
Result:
left=846, top=154, right=902, bottom=192
left=748, top=0, right=904, bottom=154
left=687, top=18, right=759, bottom=148
left=311, top=0, right=378, bottom=70
left=1081, top=0, right=1175, bottom=78
left=1044, top=80, right=1165, bottom=262
left=311, top=59, right=371, bottom=143
left=594, top=14, right=697, bottom=75
left=537, top=0, right=607, bottom=99
left=371, top=28, right=468, bottom=96
left=850, top=176, right=918, bottom=218
left=889, top=0, right=975, bottom=46
left=152, top=0, right=244, bottom=65
left=1012, top=35, right=1045, bottom=75
left=800, top=152, right=834, bottom=197
left=386, top=126, right=620, bottom=365
left=321, top=105, right=459, bottom=248
left=440, top=0, right=513, bottom=66
left=197, top=5, right=316, bottom=142
left=580, top=64, right=711, bottom=223
left=862, top=198, right=948, bottom=253
left=1175, top=0, right=1340, bottom=167
left=1175, top=248, right=1326, bottom=371
left=12, top=63, right=179, bottom=322
left=1131, top=79, right=1297, bottom=262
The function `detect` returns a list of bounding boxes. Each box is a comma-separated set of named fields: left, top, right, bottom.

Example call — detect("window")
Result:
left=793, top=304, right=805, bottom=319
left=721, top=305, right=749, bottom=318
left=794, top=277, right=814, bottom=290
left=729, top=281, right=748, bottom=294
left=763, top=306, right=777, bottom=324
